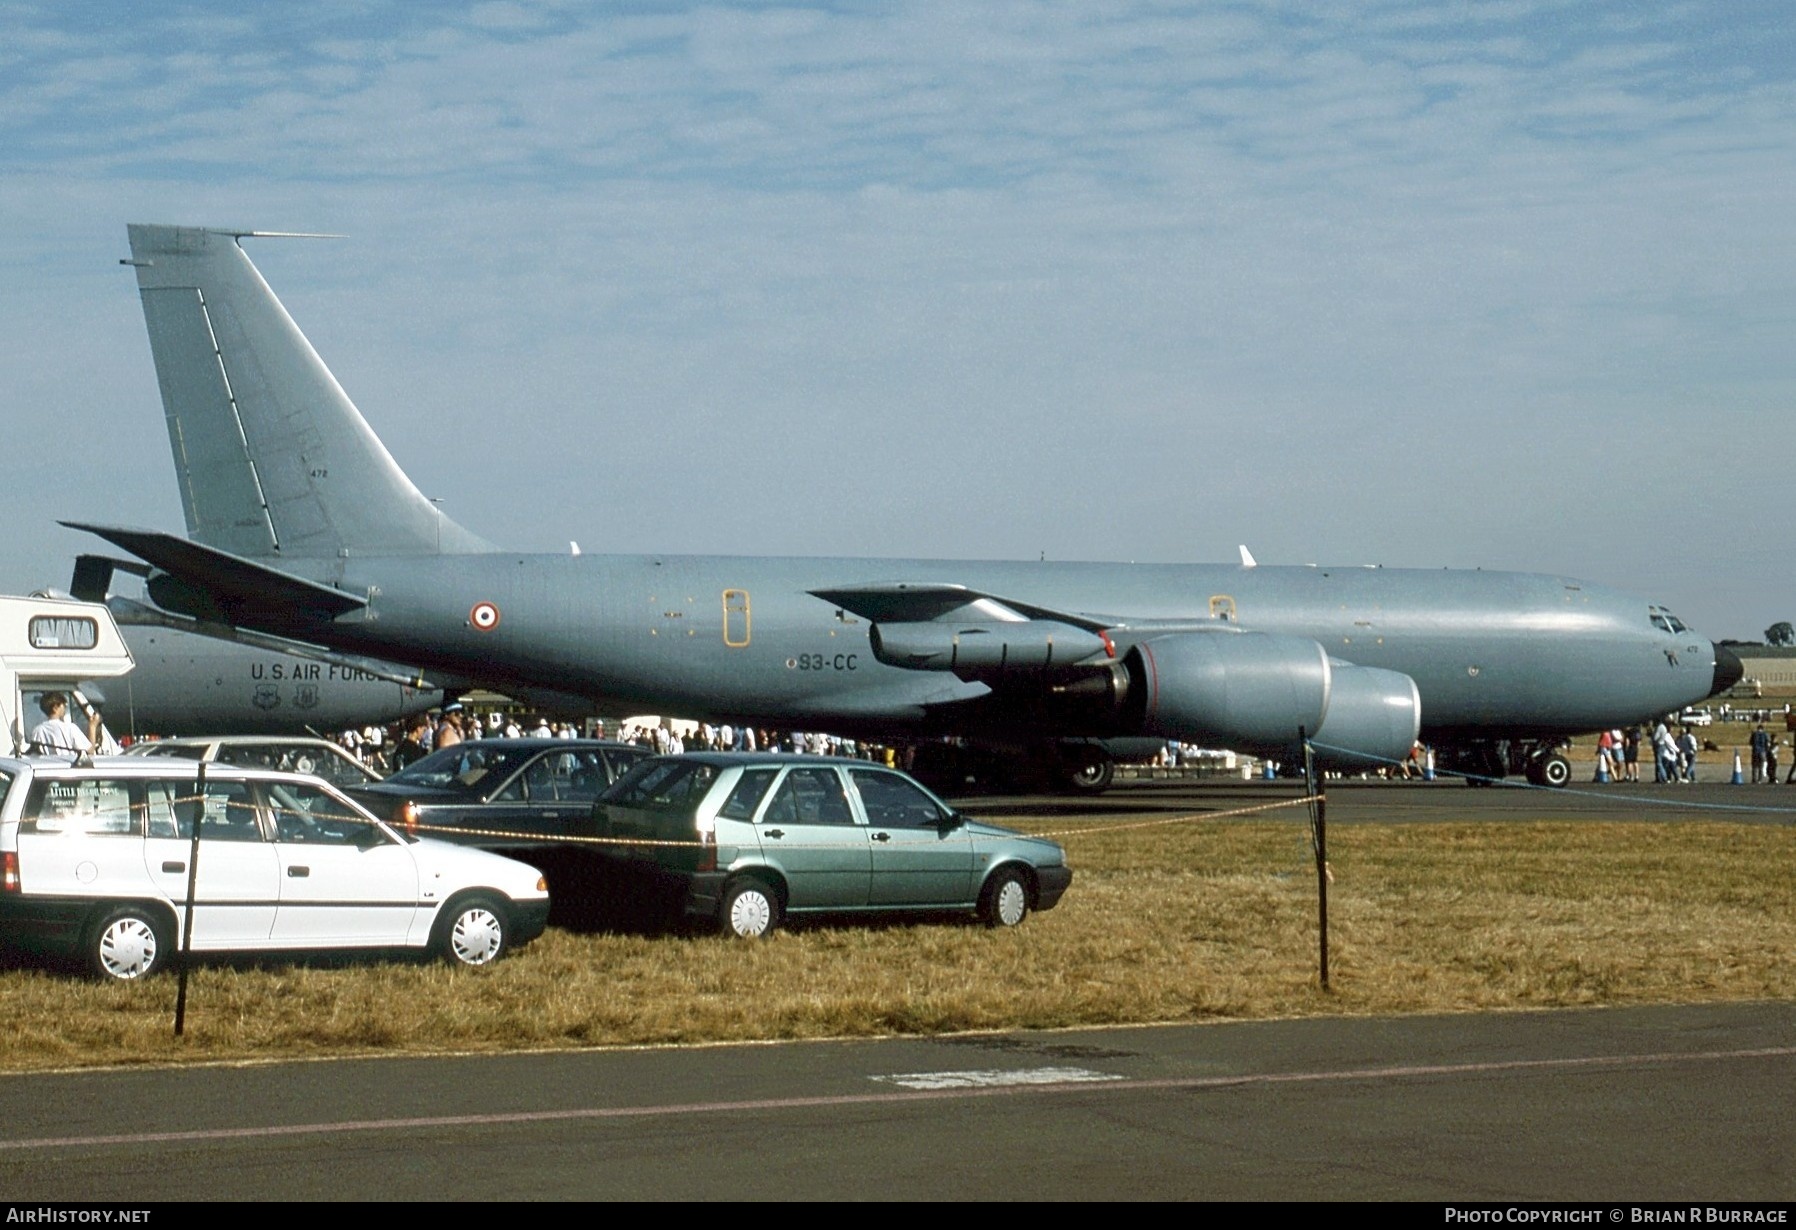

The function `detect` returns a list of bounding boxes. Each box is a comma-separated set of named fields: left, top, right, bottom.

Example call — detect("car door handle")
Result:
left=764, top=829, right=785, bottom=839
left=871, top=832, right=891, bottom=843
left=287, top=866, right=310, bottom=878
left=162, top=861, right=185, bottom=874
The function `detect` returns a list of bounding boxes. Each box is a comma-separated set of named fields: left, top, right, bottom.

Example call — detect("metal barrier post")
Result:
left=1302, top=733, right=1329, bottom=991
left=174, top=760, right=205, bottom=1037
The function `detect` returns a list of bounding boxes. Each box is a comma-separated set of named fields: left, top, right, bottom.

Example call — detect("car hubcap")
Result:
left=450, top=909, right=503, bottom=964
left=99, top=919, right=157, bottom=979
left=729, top=891, right=771, bottom=937
left=996, top=880, right=1027, bottom=926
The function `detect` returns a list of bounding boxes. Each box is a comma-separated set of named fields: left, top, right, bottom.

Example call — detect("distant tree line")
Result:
left=1767, top=622, right=1794, bottom=647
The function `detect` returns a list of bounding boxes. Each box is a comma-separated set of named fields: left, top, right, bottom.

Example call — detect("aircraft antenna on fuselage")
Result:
left=122, top=223, right=491, bottom=561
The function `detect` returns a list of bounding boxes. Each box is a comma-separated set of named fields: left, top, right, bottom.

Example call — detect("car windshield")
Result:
left=600, top=759, right=720, bottom=813
left=383, top=743, right=541, bottom=796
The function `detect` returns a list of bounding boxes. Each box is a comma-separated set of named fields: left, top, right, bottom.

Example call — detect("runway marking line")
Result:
left=3, top=1043, right=1793, bottom=1154
left=871, top=1066, right=1123, bottom=1090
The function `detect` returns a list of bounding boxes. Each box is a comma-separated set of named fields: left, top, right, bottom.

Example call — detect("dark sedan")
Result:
left=348, top=738, right=648, bottom=919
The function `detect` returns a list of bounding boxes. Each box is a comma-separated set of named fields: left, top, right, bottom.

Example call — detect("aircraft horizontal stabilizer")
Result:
left=810, top=582, right=1113, bottom=632
left=61, top=522, right=366, bottom=621
left=104, top=596, right=432, bottom=690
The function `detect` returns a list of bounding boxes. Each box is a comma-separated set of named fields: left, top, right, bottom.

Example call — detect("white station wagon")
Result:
left=0, top=757, right=550, bottom=980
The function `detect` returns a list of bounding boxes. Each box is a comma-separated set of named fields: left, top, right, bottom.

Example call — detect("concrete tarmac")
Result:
left=964, top=774, right=1796, bottom=828
left=1, top=1002, right=1793, bottom=1200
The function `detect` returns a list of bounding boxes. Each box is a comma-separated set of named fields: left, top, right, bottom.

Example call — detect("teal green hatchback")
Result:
left=591, top=754, right=1072, bottom=937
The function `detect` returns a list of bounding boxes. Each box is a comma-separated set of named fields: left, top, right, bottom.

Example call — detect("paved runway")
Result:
left=964, top=774, right=1796, bottom=828
left=2, top=1001, right=1793, bottom=1200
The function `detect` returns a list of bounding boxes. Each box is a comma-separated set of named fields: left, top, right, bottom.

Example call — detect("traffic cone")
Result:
left=1731, top=750, right=1744, bottom=785
left=1595, top=754, right=1610, bottom=783
left=1423, top=748, right=1435, bottom=781
left=1262, top=759, right=1276, bottom=781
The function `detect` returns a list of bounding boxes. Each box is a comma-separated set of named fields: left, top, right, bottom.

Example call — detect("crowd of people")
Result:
left=1602, top=723, right=1703, bottom=784
left=304, top=704, right=1796, bottom=789
left=1577, top=716, right=1796, bottom=785
left=332, top=706, right=899, bottom=777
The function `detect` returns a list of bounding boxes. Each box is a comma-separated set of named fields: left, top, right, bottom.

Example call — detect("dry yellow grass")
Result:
left=3, top=816, right=1792, bottom=1072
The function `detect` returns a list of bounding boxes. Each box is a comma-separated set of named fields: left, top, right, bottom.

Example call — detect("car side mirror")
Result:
left=939, top=809, right=965, bottom=833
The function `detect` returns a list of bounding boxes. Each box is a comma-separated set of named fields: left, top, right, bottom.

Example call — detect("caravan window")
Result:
left=28, top=617, right=98, bottom=650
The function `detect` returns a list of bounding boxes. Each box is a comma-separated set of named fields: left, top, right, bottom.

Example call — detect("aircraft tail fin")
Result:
left=124, top=224, right=490, bottom=559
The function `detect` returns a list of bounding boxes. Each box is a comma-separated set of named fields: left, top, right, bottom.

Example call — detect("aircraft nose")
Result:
left=1710, top=642, right=1745, bottom=697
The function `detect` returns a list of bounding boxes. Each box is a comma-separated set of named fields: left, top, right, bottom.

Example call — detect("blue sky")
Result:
left=2, top=1, right=1791, bottom=638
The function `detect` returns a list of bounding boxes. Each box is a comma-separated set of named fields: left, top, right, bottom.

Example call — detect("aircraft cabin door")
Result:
left=723, top=589, right=750, bottom=647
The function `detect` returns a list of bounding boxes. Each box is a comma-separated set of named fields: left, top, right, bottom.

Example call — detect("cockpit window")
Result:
left=1648, top=606, right=1688, bottom=635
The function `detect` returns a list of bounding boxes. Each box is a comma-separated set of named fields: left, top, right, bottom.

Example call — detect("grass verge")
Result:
left=3, top=817, right=1792, bottom=1072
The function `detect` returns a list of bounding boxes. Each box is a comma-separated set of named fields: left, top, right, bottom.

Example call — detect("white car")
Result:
left=122, top=735, right=383, bottom=789
left=0, top=757, right=549, bottom=981
left=1676, top=709, right=1715, bottom=728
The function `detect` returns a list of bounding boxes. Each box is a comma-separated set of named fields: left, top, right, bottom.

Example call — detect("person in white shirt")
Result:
left=28, top=692, right=97, bottom=756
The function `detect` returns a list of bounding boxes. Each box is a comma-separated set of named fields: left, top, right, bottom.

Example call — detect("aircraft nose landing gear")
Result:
left=1525, top=751, right=1572, bottom=788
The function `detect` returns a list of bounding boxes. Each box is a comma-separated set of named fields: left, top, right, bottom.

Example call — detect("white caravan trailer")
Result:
left=0, top=596, right=134, bottom=757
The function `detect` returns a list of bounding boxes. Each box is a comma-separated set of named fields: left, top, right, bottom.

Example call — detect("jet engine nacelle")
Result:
left=1125, top=632, right=1419, bottom=766
left=1308, top=659, right=1422, bottom=768
left=870, top=620, right=1109, bottom=674
left=1128, top=632, right=1330, bottom=746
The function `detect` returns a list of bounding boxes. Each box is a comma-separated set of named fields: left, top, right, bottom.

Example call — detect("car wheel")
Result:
left=719, top=877, right=781, bottom=938
left=436, top=895, right=509, bottom=966
left=88, top=906, right=169, bottom=982
left=980, top=867, right=1030, bottom=928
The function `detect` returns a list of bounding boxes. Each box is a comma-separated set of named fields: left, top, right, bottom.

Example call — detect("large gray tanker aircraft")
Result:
left=70, top=224, right=1740, bottom=790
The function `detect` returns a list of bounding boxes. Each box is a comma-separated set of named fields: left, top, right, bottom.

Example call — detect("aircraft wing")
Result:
left=809, top=582, right=1117, bottom=632
left=61, top=523, right=366, bottom=620
left=786, top=677, right=992, bottom=719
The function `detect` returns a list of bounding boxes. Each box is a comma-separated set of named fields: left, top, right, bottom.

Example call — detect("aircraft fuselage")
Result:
left=248, top=553, right=1717, bottom=742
